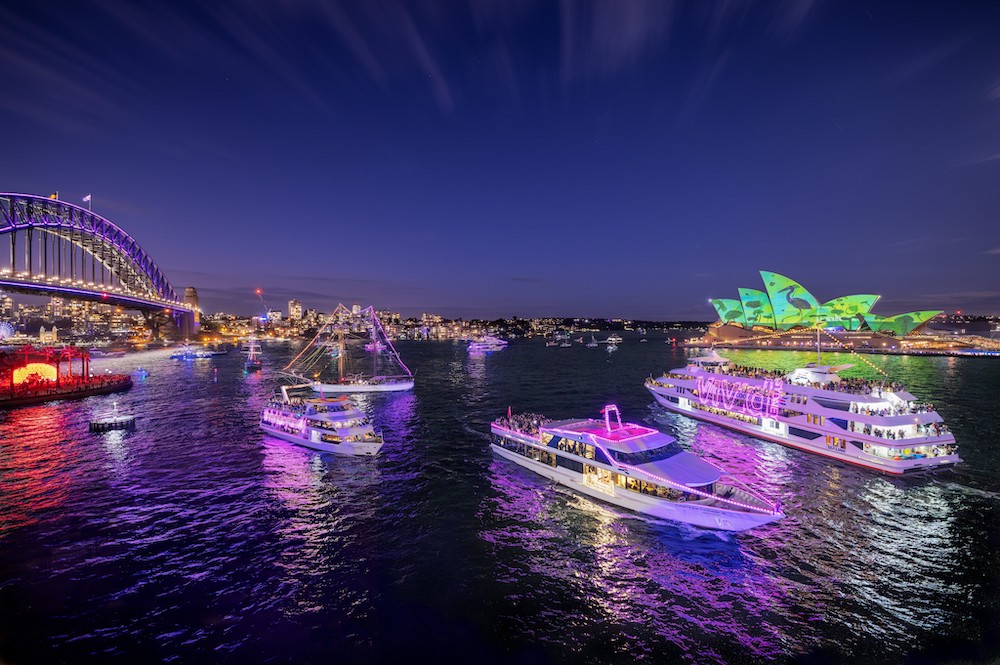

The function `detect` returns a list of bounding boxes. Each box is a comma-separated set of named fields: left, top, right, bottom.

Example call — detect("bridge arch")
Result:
left=0, top=193, right=180, bottom=307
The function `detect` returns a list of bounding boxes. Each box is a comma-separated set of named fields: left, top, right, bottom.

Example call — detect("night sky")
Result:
left=2, top=1, right=999, bottom=319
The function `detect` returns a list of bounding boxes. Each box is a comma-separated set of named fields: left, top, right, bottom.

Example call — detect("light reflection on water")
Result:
left=0, top=338, right=997, bottom=664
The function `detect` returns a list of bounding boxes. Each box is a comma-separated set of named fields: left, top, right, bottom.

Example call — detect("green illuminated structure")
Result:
left=710, top=271, right=940, bottom=336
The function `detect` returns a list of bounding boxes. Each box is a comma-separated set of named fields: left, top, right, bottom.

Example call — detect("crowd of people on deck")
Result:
left=716, top=364, right=908, bottom=396
left=2, top=372, right=131, bottom=399
left=849, top=401, right=936, bottom=417
left=849, top=420, right=949, bottom=439
left=494, top=413, right=548, bottom=436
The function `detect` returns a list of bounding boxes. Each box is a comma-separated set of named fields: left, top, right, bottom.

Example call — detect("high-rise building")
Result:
left=352, top=304, right=362, bottom=316
left=267, top=309, right=283, bottom=322
left=0, top=294, right=13, bottom=319
left=288, top=299, right=302, bottom=320
left=48, top=297, right=65, bottom=319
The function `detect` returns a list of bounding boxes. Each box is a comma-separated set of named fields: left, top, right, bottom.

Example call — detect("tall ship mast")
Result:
left=282, top=304, right=413, bottom=393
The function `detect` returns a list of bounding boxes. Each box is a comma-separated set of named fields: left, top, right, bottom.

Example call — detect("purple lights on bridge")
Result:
left=696, top=377, right=784, bottom=420
left=0, top=193, right=181, bottom=305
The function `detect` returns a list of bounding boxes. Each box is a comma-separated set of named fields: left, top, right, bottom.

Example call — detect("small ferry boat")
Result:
left=468, top=336, right=509, bottom=353
left=645, top=350, right=961, bottom=474
left=490, top=404, right=783, bottom=531
left=170, top=345, right=217, bottom=360
left=606, top=334, right=623, bottom=344
left=260, top=384, right=384, bottom=455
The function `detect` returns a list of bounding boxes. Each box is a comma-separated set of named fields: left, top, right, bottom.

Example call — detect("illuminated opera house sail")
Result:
left=710, top=271, right=940, bottom=336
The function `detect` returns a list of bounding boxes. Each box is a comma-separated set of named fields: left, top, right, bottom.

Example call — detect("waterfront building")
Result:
left=288, top=299, right=302, bottom=320
left=709, top=271, right=940, bottom=341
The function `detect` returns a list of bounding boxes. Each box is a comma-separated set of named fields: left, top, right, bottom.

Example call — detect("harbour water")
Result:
left=1, top=336, right=998, bottom=664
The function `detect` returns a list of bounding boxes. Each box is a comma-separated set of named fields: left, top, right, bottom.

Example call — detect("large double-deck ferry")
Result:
left=645, top=351, right=960, bottom=474
left=260, top=385, right=384, bottom=455
left=490, top=404, right=783, bottom=531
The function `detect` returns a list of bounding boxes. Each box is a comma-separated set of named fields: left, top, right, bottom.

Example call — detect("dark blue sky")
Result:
left=2, top=1, right=999, bottom=319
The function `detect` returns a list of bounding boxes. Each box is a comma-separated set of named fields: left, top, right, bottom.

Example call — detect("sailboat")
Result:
left=283, top=304, right=414, bottom=393
left=244, top=335, right=263, bottom=372
left=585, top=336, right=599, bottom=348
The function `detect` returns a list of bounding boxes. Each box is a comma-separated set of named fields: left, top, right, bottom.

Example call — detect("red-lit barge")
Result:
left=0, top=345, right=132, bottom=408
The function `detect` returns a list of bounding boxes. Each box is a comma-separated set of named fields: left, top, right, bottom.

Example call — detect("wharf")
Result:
left=89, top=414, right=136, bottom=432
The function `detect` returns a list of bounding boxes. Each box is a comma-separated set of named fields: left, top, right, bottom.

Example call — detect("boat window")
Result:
left=788, top=426, right=823, bottom=441
left=609, top=441, right=683, bottom=465
left=811, top=397, right=851, bottom=411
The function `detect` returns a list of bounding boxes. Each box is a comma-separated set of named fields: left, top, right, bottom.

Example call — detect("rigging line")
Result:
left=283, top=320, right=329, bottom=371
left=819, top=328, right=889, bottom=379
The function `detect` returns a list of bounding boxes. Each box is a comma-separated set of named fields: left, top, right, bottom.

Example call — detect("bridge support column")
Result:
left=142, top=310, right=180, bottom=341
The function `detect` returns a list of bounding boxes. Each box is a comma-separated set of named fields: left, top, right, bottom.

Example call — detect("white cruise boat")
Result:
left=490, top=404, right=783, bottom=531
left=468, top=335, right=509, bottom=353
left=260, top=384, right=384, bottom=455
left=645, top=350, right=961, bottom=474
left=606, top=334, right=623, bottom=344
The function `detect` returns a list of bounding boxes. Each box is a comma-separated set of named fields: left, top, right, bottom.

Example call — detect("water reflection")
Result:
left=646, top=395, right=986, bottom=660
left=480, top=457, right=799, bottom=664
left=0, top=405, right=77, bottom=534
left=259, top=438, right=381, bottom=618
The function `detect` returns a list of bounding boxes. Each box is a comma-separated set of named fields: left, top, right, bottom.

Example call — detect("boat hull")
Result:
left=310, top=380, right=414, bottom=394
left=646, top=386, right=960, bottom=475
left=489, top=435, right=780, bottom=531
left=260, top=423, right=383, bottom=456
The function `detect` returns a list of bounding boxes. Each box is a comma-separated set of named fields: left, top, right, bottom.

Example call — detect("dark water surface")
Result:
left=1, top=337, right=998, bottom=664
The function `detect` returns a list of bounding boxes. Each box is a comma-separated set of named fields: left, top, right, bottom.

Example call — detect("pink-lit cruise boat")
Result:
left=645, top=351, right=961, bottom=474
left=490, top=404, right=783, bottom=531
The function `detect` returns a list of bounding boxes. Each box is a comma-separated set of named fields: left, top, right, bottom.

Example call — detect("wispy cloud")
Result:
left=887, top=36, right=971, bottom=85
left=680, top=50, right=732, bottom=121
left=558, top=0, right=676, bottom=85
left=768, top=0, right=821, bottom=41
left=985, top=247, right=1000, bottom=255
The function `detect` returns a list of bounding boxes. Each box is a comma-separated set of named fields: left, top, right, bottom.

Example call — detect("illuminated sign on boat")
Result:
left=695, top=377, right=784, bottom=418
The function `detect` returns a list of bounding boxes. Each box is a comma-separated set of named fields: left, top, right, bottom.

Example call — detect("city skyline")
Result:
left=3, top=2, right=1000, bottom=319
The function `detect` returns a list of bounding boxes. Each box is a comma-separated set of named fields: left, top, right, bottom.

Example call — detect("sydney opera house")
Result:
left=708, top=271, right=941, bottom=341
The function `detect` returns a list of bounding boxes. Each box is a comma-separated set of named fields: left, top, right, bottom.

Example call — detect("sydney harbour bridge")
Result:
left=0, top=193, right=198, bottom=339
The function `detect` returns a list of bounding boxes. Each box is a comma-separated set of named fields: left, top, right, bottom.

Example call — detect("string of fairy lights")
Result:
left=819, top=327, right=891, bottom=379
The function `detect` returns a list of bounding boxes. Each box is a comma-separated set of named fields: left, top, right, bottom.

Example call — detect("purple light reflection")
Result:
left=259, top=438, right=381, bottom=618
left=480, top=457, right=805, bottom=663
